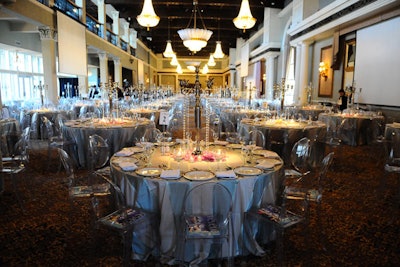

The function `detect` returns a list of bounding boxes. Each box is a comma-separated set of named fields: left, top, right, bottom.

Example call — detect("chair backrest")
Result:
left=290, top=137, right=312, bottom=175
left=42, top=116, right=56, bottom=139
left=92, top=174, right=127, bottom=220
left=317, top=152, right=334, bottom=188
left=89, top=134, right=110, bottom=170
left=142, top=127, right=162, bottom=143
left=248, top=129, right=266, bottom=148
left=183, top=182, right=233, bottom=221
left=58, top=148, right=75, bottom=179
left=385, top=132, right=400, bottom=168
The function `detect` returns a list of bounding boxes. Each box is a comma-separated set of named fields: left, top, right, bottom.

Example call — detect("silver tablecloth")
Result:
left=62, top=119, right=152, bottom=168
left=240, top=120, right=327, bottom=166
left=318, top=113, right=385, bottom=146
left=110, top=146, right=284, bottom=264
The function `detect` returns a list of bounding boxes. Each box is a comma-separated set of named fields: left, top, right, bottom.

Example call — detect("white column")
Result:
left=95, top=0, right=106, bottom=40
left=293, top=41, right=311, bottom=105
left=38, top=26, right=58, bottom=105
left=265, top=53, right=279, bottom=101
left=111, top=10, right=120, bottom=46
left=114, top=59, right=122, bottom=86
left=98, top=52, right=108, bottom=85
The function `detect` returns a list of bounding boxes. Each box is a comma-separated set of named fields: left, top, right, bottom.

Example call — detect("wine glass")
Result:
left=241, top=146, right=250, bottom=166
left=212, top=130, right=219, bottom=144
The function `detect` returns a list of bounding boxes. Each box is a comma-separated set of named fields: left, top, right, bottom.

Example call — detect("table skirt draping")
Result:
left=26, top=110, right=70, bottom=140
left=62, top=122, right=149, bottom=168
left=111, top=158, right=284, bottom=264
left=318, top=113, right=385, bottom=146
left=240, top=121, right=326, bottom=166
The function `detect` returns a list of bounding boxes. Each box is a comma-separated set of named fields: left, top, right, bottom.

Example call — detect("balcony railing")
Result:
left=54, top=0, right=81, bottom=21
left=120, top=39, right=128, bottom=52
left=106, top=29, right=118, bottom=47
left=86, top=14, right=103, bottom=38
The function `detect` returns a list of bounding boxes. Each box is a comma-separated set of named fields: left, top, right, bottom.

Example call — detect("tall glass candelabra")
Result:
left=180, top=64, right=205, bottom=155
left=34, top=81, right=48, bottom=107
left=273, top=78, right=286, bottom=111
left=100, top=80, right=119, bottom=117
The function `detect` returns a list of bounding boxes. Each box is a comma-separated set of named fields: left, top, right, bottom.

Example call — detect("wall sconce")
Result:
left=319, top=62, right=328, bottom=80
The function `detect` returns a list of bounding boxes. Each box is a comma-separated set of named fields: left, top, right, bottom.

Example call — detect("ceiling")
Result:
left=100, top=0, right=286, bottom=58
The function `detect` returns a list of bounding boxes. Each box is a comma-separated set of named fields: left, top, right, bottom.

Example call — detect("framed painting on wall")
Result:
left=343, top=39, right=356, bottom=88
left=318, top=45, right=333, bottom=97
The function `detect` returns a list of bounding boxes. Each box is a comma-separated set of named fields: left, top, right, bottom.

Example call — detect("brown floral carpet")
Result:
left=0, top=143, right=399, bottom=267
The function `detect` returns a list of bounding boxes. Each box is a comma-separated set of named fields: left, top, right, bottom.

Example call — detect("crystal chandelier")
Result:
left=137, top=0, right=160, bottom=31
left=163, top=19, right=175, bottom=58
left=213, top=19, right=224, bottom=58
left=176, top=64, right=183, bottom=74
left=202, top=64, right=209, bottom=74
left=178, top=1, right=212, bottom=53
left=170, top=54, right=179, bottom=66
left=163, top=40, right=175, bottom=58
left=233, top=0, right=256, bottom=32
left=213, top=41, right=224, bottom=58
left=207, top=54, right=216, bottom=66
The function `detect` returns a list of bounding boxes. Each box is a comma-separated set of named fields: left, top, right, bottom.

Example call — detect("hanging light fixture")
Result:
left=177, top=1, right=213, bottom=53
left=170, top=53, right=179, bottom=66
left=163, top=19, right=175, bottom=58
left=176, top=64, right=183, bottom=74
left=202, top=64, right=209, bottom=74
left=137, top=0, right=160, bottom=31
left=207, top=54, right=216, bottom=66
left=163, top=41, right=175, bottom=58
left=213, top=19, right=225, bottom=58
left=233, top=0, right=256, bottom=32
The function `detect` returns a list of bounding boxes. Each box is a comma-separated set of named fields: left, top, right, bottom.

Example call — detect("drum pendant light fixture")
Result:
left=178, top=1, right=213, bottom=54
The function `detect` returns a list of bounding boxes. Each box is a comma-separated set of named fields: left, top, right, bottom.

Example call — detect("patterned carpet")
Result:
left=0, top=143, right=399, bottom=266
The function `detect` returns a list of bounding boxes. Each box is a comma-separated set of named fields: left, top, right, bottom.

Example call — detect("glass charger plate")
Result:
left=183, top=170, right=215, bottom=181
left=136, top=167, right=162, bottom=177
left=234, top=166, right=263, bottom=176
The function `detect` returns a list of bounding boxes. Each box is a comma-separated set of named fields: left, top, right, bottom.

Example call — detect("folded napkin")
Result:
left=118, top=162, right=138, bottom=171
left=215, top=170, right=237, bottom=179
left=160, top=169, right=181, bottom=179
left=115, top=149, right=134, bottom=157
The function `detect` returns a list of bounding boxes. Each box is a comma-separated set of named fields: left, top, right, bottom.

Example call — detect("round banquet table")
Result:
left=318, top=112, right=385, bottom=146
left=240, top=119, right=327, bottom=166
left=62, top=118, right=152, bottom=168
left=298, top=105, right=331, bottom=121
left=23, top=109, right=69, bottom=140
left=110, top=144, right=284, bottom=264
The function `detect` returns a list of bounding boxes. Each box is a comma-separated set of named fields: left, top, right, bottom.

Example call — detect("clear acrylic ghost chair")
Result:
left=248, top=128, right=266, bottom=149
left=88, top=134, right=111, bottom=177
left=1, top=129, right=31, bottom=213
left=176, top=182, right=235, bottom=267
left=284, top=137, right=312, bottom=182
left=91, top=174, right=160, bottom=266
left=43, top=116, right=76, bottom=172
left=244, top=177, right=308, bottom=267
left=384, top=132, right=400, bottom=204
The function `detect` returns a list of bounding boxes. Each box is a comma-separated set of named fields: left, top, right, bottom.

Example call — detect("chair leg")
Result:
left=10, top=172, right=26, bottom=214
left=122, top=230, right=133, bottom=267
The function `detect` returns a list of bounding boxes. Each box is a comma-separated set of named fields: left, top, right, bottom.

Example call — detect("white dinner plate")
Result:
left=233, top=166, right=263, bottom=176
left=183, top=170, right=215, bottom=181
left=136, top=167, right=162, bottom=177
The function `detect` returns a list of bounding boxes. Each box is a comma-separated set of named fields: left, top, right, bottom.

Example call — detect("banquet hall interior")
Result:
left=1, top=0, right=400, bottom=266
